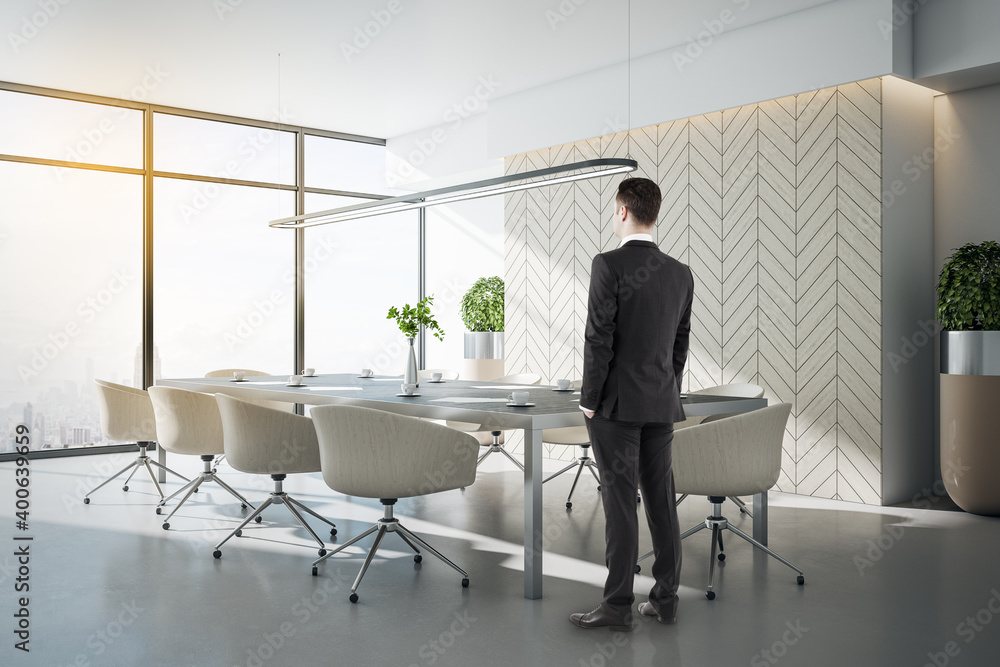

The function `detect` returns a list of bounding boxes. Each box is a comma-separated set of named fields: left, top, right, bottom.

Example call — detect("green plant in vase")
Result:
left=387, top=295, right=444, bottom=385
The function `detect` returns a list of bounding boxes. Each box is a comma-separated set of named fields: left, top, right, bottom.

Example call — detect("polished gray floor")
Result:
left=4, top=449, right=1000, bottom=667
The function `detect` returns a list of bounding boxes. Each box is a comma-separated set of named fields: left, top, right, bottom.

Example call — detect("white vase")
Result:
left=405, top=337, right=418, bottom=386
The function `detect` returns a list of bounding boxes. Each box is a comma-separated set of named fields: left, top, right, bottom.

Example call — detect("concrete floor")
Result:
left=3, top=449, right=1000, bottom=667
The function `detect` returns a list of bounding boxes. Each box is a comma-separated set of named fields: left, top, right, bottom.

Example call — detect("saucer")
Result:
left=230, top=379, right=248, bottom=382
left=552, top=388, right=574, bottom=392
left=427, top=380, right=446, bottom=383
left=396, top=393, right=421, bottom=397
left=357, top=375, right=375, bottom=379
left=506, top=402, right=535, bottom=407
left=286, top=383, right=305, bottom=387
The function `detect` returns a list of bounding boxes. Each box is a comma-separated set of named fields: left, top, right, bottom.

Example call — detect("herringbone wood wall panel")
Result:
left=504, top=80, right=883, bottom=502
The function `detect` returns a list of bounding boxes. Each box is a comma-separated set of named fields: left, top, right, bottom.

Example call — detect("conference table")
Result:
left=157, top=374, right=768, bottom=599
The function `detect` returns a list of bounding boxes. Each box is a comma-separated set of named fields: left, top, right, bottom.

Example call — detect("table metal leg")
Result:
left=523, top=427, right=543, bottom=599
left=753, top=491, right=768, bottom=546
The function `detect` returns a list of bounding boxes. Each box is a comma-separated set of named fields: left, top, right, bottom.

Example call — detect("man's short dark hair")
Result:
left=616, top=177, right=661, bottom=227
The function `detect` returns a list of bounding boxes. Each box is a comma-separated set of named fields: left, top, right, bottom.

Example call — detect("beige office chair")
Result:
left=204, top=369, right=293, bottom=470
left=417, top=368, right=460, bottom=381
left=148, top=386, right=257, bottom=530
left=84, top=380, right=189, bottom=504
left=447, top=372, right=542, bottom=472
left=636, top=403, right=803, bottom=599
left=310, top=405, right=479, bottom=603
left=540, top=381, right=599, bottom=508
left=212, top=394, right=337, bottom=559
left=675, top=383, right=765, bottom=517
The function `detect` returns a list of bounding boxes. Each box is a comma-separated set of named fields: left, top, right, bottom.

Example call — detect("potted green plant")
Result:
left=460, top=276, right=505, bottom=380
left=387, top=295, right=444, bottom=386
left=937, top=240, right=1000, bottom=515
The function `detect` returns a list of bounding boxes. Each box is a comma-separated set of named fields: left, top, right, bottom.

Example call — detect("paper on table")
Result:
left=471, top=385, right=538, bottom=390
left=430, top=397, right=510, bottom=403
left=307, top=386, right=362, bottom=391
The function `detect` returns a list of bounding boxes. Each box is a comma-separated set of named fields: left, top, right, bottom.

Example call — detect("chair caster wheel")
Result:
left=235, top=529, right=242, bottom=538
left=597, top=485, right=601, bottom=491
left=706, top=591, right=716, bottom=600
left=122, top=485, right=129, bottom=492
left=462, top=578, right=470, bottom=588
left=718, top=553, right=726, bottom=562
left=311, top=566, right=318, bottom=576
left=740, top=507, right=748, bottom=514
left=414, top=554, right=422, bottom=563
left=213, top=550, right=222, bottom=559
left=637, top=496, right=641, bottom=504
left=635, top=565, right=641, bottom=574
left=241, top=503, right=248, bottom=510
left=349, top=593, right=359, bottom=603
left=566, top=501, right=573, bottom=509
left=212, top=468, right=218, bottom=474
left=318, top=549, right=327, bottom=557
left=84, top=497, right=90, bottom=504
left=162, top=523, right=170, bottom=530
left=155, top=507, right=162, bottom=515
left=330, top=528, right=337, bottom=537
left=460, top=487, right=466, bottom=491
left=255, top=516, right=262, bottom=523
left=797, top=575, right=805, bottom=585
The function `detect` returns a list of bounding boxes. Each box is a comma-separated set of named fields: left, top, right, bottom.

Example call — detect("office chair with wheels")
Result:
left=310, top=405, right=479, bottom=603
left=147, top=386, right=257, bottom=531
left=636, top=403, right=803, bottom=599
left=204, top=369, right=292, bottom=470
left=212, top=394, right=337, bottom=559
left=83, top=380, right=189, bottom=505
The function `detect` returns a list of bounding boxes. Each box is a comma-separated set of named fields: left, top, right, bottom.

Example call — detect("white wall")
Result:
left=914, top=0, right=1000, bottom=80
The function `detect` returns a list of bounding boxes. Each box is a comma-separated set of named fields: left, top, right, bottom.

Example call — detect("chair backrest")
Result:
left=147, top=386, right=225, bottom=456
left=311, top=405, right=479, bottom=499
left=492, top=373, right=542, bottom=385
left=204, top=369, right=295, bottom=413
left=690, top=383, right=765, bottom=398
left=215, top=394, right=321, bottom=475
left=417, top=368, right=460, bottom=380
left=94, top=380, right=157, bottom=442
left=673, top=403, right=791, bottom=497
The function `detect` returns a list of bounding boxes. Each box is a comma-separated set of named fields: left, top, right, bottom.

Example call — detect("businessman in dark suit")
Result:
left=570, top=177, right=694, bottom=631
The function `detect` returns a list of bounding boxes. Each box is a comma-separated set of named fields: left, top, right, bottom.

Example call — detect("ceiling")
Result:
left=0, top=0, right=835, bottom=140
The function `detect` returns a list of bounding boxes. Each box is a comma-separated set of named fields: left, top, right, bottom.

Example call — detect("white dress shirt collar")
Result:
left=619, top=232, right=653, bottom=247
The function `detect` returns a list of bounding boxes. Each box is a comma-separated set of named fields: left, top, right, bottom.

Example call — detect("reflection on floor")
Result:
left=4, top=450, right=1000, bottom=667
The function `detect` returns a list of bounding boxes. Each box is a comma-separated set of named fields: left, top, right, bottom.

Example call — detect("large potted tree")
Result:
left=937, top=240, right=1000, bottom=515
left=460, top=276, right=505, bottom=381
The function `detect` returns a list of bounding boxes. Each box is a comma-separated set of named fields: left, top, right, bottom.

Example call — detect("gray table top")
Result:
left=157, top=374, right=767, bottom=430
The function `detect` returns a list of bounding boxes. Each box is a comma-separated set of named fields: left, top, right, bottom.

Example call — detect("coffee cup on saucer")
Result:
left=431, top=372, right=443, bottom=382
left=400, top=383, right=416, bottom=396
left=360, top=368, right=373, bottom=378
left=288, top=375, right=303, bottom=386
left=507, top=391, right=530, bottom=406
left=302, top=368, right=316, bottom=377
left=556, top=379, right=571, bottom=390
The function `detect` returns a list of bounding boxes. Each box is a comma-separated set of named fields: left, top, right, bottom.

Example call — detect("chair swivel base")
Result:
left=311, top=499, right=469, bottom=603
left=476, top=430, right=523, bottom=472
left=213, top=474, right=337, bottom=559
left=637, top=496, right=803, bottom=598
left=156, top=455, right=257, bottom=530
left=542, top=446, right=601, bottom=509
left=83, top=442, right=189, bottom=504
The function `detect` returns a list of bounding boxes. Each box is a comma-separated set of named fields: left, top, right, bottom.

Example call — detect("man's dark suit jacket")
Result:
left=581, top=239, right=694, bottom=423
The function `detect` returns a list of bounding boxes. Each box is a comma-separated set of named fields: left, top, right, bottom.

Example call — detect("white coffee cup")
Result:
left=289, top=375, right=303, bottom=386
left=556, top=379, right=571, bottom=390
left=431, top=372, right=443, bottom=382
left=508, top=391, right=530, bottom=405
left=302, top=368, right=315, bottom=377
left=400, top=383, right=416, bottom=396
left=233, top=371, right=245, bottom=381
left=361, top=368, right=373, bottom=377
